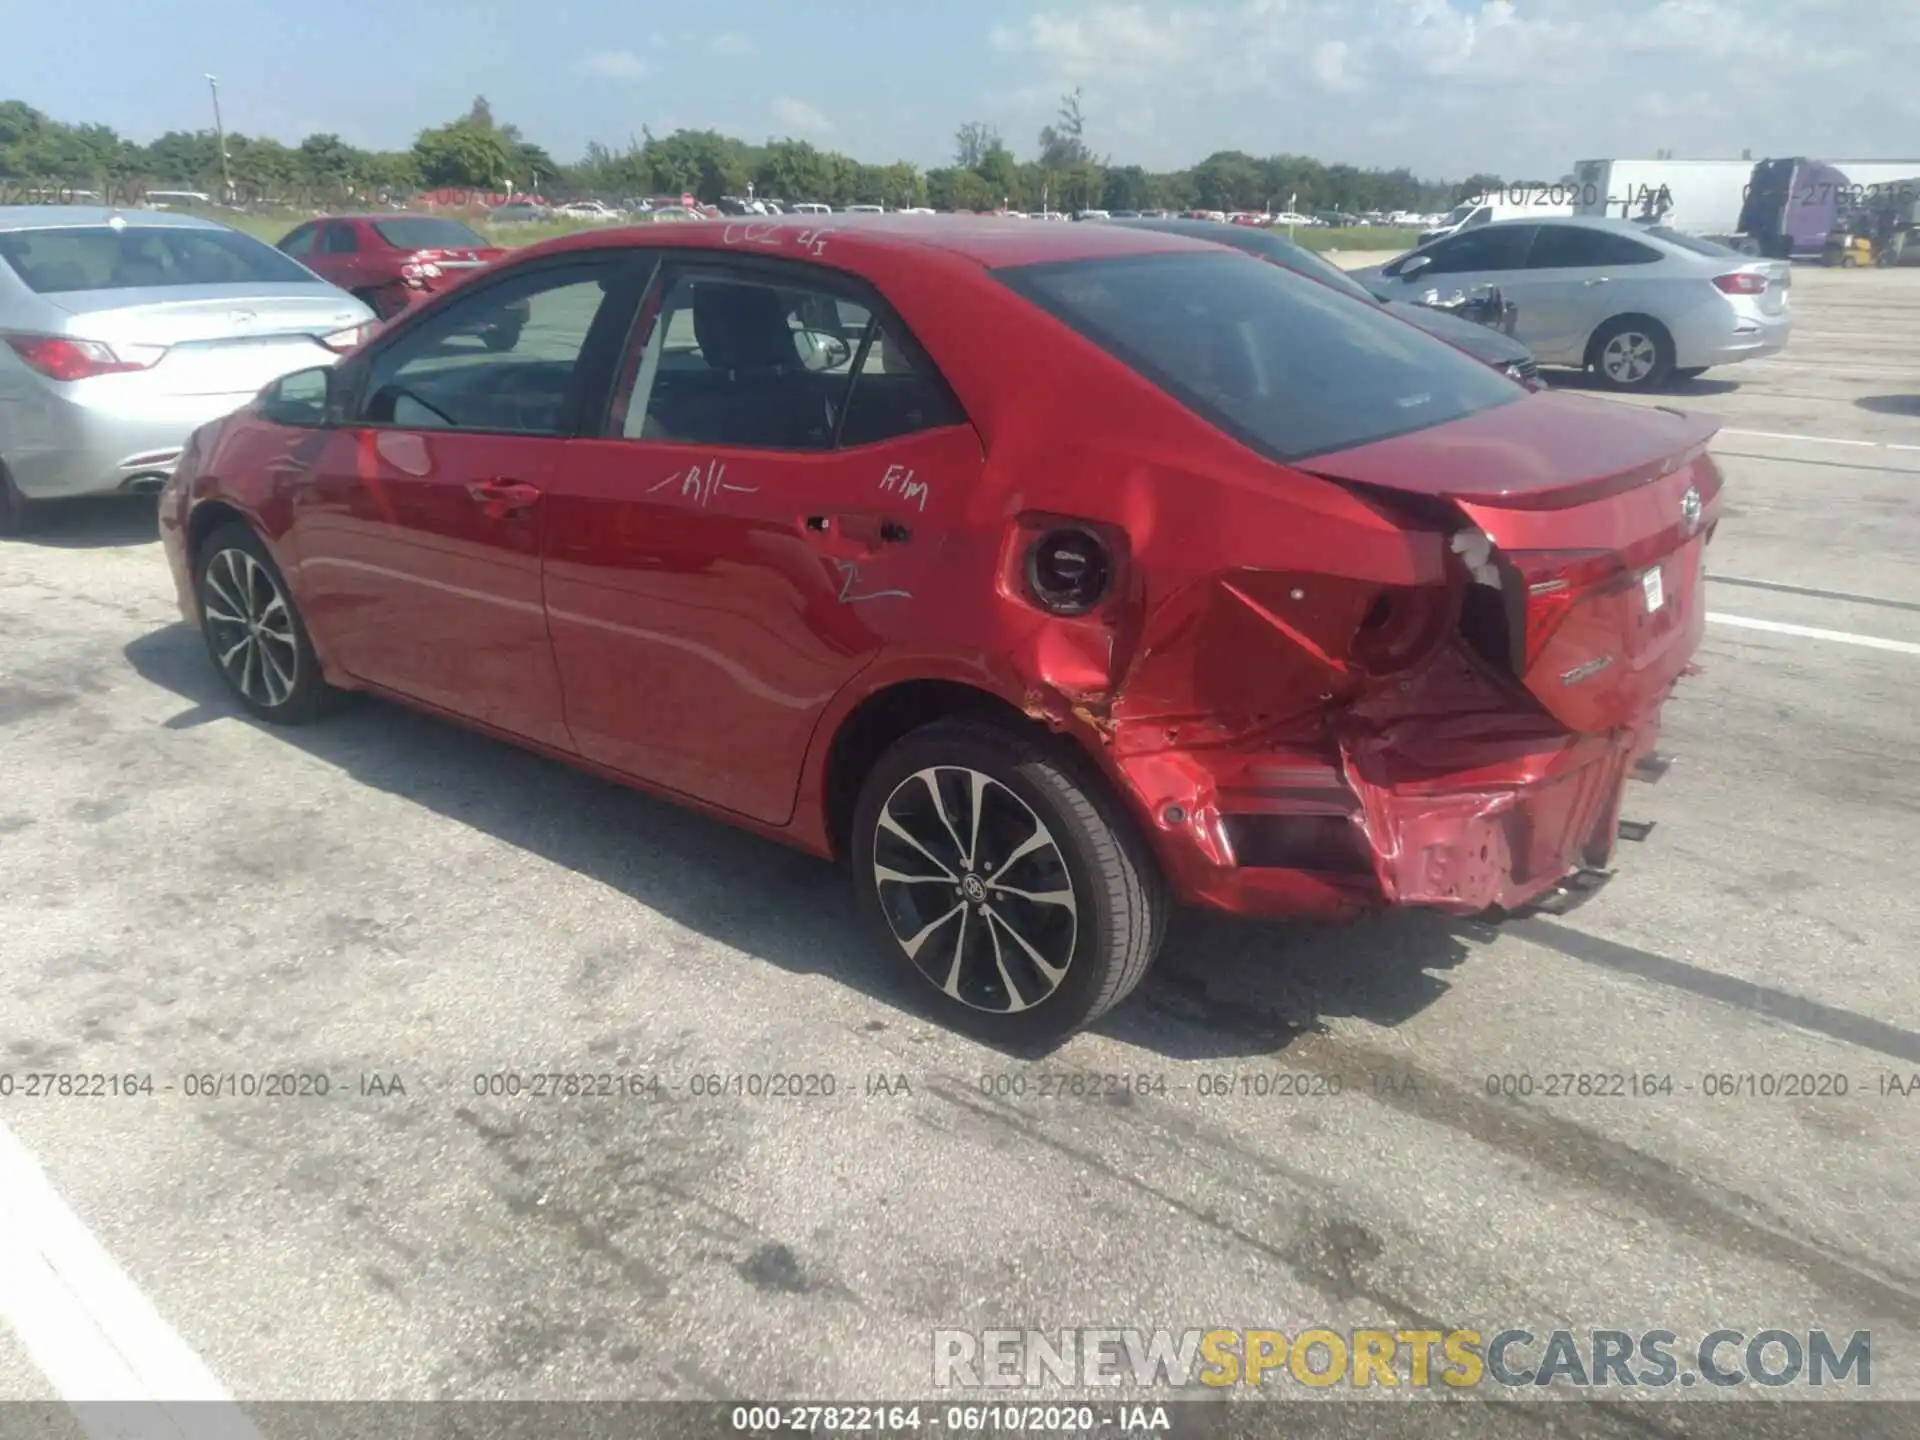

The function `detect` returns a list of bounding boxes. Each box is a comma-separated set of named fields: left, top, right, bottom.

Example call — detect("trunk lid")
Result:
left=45, top=286, right=366, bottom=396
left=1300, top=392, right=1722, bottom=735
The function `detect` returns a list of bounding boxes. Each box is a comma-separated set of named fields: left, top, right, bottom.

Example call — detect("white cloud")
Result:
left=712, top=32, right=757, bottom=55
left=575, top=50, right=652, bottom=81
left=986, top=0, right=1902, bottom=177
left=769, top=97, right=836, bottom=136
left=1309, top=39, right=1360, bottom=92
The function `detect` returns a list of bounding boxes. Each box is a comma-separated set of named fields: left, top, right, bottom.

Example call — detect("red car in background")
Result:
left=159, top=218, right=1720, bottom=1045
left=276, top=214, right=513, bottom=331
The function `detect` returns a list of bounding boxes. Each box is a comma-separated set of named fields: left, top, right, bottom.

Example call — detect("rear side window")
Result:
left=1528, top=226, right=1662, bottom=267
left=999, top=252, right=1522, bottom=464
left=1644, top=227, right=1741, bottom=257
left=0, top=225, right=319, bottom=293
left=373, top=218, right=490, bottom=250
left=321, top=224, right=360, bottom=254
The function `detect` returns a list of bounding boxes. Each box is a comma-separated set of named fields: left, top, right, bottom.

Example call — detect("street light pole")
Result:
left=205, top=74, right=233, bottom=201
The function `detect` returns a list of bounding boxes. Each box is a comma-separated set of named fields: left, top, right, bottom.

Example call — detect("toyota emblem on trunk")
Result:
left=1680, top=484, right=1702, bottom=531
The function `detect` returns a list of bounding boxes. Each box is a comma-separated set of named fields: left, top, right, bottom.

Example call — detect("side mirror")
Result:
left=793, top=329, right=854, bottom=372
left=257, top=366, right=335, bottom=428
left=1396, top=252, right=1433, bottom=280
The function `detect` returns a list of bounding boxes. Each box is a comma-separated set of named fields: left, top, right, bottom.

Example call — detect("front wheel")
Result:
left=851, top=717, right=1168, bottom=1047
left=195, top=523, right=340, bottom=724
left=1588, top=316, right=1676, bottom=392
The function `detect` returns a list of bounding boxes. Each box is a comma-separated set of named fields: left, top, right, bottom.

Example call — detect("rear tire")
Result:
left=0, top=465, right=34, bottom=537
left=850, top=717, right=1168, bottom=1048
left=1588, top=316, right=1676, bottom=392
left=194, top=523, right=340, bottom=725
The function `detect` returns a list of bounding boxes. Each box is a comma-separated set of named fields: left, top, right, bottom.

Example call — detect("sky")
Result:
left=4, top=0, right=1914, bottom=181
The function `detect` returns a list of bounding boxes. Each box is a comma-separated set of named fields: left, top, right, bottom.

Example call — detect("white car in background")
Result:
left=1351, top=215, right=1790, bottom=391
left=552, top=201, right=624, bottom=222
left=0, top=207, right=370, bottom=532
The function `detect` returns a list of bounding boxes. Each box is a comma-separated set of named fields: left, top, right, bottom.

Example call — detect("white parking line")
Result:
left=1721, top=427, right=1920, bottom=452
left=1707, top=612, right=1920, bottom=655
left=0, top=1120, right=262, bottom=1439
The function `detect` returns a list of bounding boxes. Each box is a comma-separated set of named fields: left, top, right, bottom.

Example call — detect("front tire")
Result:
left=195, top=523, right=339, bottom=724
left=1588, top=316, right=1676, bottom=392
left=851, top=718, right=1168, bottom=1047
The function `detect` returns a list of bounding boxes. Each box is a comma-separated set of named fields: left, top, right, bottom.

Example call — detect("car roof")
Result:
left=523, top=213, right=1214, bottom=269
left=0, top=206, right=232, bottom=233
left=1481, top=214, right=1663, bottom=234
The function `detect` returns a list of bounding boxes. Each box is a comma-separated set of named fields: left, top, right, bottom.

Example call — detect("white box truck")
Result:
left=1570, top=159, right=1754, bottom=243
left=1416, top=185, right=1575, bottom=245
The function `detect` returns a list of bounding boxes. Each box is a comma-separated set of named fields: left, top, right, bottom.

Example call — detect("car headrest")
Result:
left=692, top=283, right=796, bottom=375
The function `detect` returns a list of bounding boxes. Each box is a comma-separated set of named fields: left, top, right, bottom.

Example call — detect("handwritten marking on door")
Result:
left=878, top=463, right=929, bottom=512
left=835, top=560, right=912, bottom=605
left=646, top=459, right=759, bottom=508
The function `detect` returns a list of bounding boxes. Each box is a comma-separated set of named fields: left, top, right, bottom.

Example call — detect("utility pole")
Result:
left=205, top=74, right=233, bottom=201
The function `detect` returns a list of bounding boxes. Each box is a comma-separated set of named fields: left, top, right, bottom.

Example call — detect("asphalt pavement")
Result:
left=0, top=262, right=1916, bottom=1434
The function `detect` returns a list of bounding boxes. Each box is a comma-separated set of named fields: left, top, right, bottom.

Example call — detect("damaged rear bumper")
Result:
left=1107, top=648, right=1664, bottom=922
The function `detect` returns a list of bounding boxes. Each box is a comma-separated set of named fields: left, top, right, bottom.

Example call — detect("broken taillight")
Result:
left=1504, top=549, right=1629, bottom=670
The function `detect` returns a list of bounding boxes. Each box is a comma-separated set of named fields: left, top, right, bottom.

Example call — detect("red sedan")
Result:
left=276, top=214, right=511, bottom=325
left=158, top=217, right=1721, bottom=1044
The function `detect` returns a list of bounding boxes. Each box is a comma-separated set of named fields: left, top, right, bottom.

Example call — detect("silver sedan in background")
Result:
left=0, top=207, right=373, bottom=533
left=1351, top=216, right=1792, bottom=391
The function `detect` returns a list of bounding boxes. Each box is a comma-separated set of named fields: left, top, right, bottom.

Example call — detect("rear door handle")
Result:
left=468, top=478, right=543, bottom=518
left=803, top=512, right=910, bottom=545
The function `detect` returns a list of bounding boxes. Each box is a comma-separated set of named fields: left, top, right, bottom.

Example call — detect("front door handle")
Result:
left=468, top=478, right=542, bottom=518
left=1583, top=276, right=1611, bottom=286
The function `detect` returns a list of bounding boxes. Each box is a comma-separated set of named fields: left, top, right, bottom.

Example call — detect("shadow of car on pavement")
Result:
left=124, top=621, right=1473, bottom=1063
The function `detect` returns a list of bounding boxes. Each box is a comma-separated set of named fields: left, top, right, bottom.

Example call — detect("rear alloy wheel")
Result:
left=0, top=466, right=34, bottom=537
left=851, top=718, right=1167, bottom=1046
left=1589, top=317, right=1676, bottom=392
left=195, top=524, right=338, bottom=724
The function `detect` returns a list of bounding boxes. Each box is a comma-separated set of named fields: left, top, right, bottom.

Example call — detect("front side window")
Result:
left=997, top=251, right=1522, bottom=464
left=279, top=225, right=318, bottom=258
left=1413, top=224, right=1535, bottom=275
left=0, top=225, right=319, bottom=293
left=358, top=260, right=628, bottom=436
left=611, top=263, right=961, bottom=451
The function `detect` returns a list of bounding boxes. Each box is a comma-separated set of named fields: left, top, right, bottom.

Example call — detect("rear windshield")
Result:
left=1644, top=227, right=1741, bottom=257
left=997, top=252, right=1522, bottom=463
left=372, top=218, right=490, bottom=250
left=0, top=224, right=317, bottom=293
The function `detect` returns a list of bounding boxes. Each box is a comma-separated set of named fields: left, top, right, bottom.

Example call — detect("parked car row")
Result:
left=146, top=213, right=1726, bottom=1043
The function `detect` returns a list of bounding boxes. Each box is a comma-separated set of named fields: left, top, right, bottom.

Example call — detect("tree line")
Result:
left=0, top=91, right=1525, bottom=214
